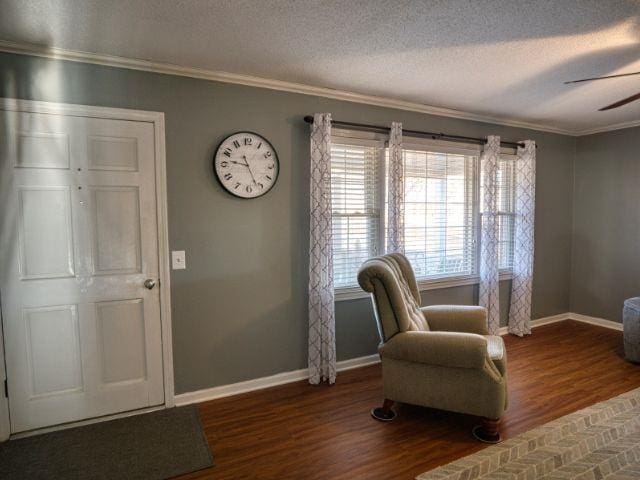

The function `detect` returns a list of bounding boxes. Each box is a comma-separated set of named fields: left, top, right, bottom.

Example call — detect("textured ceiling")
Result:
left=1, top=0, right=639, bottom=134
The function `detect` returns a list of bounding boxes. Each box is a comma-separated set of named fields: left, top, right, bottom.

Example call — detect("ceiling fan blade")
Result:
left=564, top=71, right=640, bottom=84
left=599, top=92, right=640, bottom=111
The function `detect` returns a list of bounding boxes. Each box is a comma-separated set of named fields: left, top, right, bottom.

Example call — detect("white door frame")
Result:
left=0, top=98, right=174, bottom=440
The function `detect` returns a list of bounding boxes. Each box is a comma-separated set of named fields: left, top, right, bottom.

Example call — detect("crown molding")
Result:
left=3, top=40, right=637, bottom=137
left=0, top=39, right=582, bottom=136
left=573, top=119, right=640, bottom=136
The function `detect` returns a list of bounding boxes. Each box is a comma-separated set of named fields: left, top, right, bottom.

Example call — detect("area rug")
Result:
left=0, top=405, right=213, bottom=480
left=417, top=387, right=640, bottom=480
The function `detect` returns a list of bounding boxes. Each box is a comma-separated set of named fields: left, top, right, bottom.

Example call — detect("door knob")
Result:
left=144, top=279, right=157, bottom=290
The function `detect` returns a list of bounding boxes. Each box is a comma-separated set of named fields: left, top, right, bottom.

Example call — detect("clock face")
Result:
left=213, top=132, right=279, bottom=199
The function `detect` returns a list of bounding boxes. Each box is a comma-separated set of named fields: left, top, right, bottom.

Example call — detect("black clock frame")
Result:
left=212, top=131, right=280, bottom=199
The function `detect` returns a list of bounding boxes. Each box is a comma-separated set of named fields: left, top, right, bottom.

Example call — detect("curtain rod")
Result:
left=302, top=116, right=526, bottom=149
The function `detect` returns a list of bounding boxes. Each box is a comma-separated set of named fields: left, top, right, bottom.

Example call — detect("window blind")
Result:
left=330, top=143, right=380, bottom=288
left=496, top=157, right=516, bottom=269
left=387, top=149, right=477, bottom=279
left=481, top=156, right=516, bottom=270
left=329, top=134, right=517, bottom=294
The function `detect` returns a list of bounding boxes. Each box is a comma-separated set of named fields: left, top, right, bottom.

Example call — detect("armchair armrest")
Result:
left=379, top=331, right=489, bottom=369
left=421, top=305, right=489, bottom=335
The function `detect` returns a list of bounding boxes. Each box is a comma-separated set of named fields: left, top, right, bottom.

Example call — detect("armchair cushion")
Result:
left=487, top=335, right=507, bottom=376
left=378, top=331, right=489, bottom=370
left=486, top=335, right=504, bottom=361
left=421, top=305, right=488, bottom=335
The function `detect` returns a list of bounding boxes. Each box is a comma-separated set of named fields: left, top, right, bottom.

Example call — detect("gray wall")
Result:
left=571, top=127, right=640, bottom=323
left=0, top=52, right=575, bottom=394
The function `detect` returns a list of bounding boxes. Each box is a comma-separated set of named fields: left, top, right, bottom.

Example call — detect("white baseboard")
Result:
left=174, top=354, right=380, bottom=406
left=332, top=353, right=381, bottom=372
left=498, top=312, right=571, bottom=335
left=568, top=312, right=623, bottom=331
left=175, top=311, right=624, bottom=407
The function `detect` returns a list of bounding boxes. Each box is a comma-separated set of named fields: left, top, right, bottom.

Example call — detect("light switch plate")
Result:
left=172, top=250, right=186, bottom=270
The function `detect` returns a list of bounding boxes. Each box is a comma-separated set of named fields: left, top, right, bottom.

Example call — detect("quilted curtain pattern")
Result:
left=479, top=135, right=501, bottom=335
left=308, top=113, right=337, bottom=384
left=508, top=140, right=536, bottom=336
left=387, top=121, right=404, bottom=253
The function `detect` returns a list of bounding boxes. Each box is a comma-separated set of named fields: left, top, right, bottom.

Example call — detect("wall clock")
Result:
left=213, top=132, right=279, bottom=198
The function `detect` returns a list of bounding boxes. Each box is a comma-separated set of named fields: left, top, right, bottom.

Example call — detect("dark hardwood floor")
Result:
left=177, top=320, right=640, bottom=480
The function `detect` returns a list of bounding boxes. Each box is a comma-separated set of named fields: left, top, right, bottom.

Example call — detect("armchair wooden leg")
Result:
left=371, top=399, right=397, bottom=422
left=472, top=417, right=502, bottom=443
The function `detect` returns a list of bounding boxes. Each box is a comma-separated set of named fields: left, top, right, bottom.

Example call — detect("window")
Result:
left=387, top=148, right=477, bottom=279
left=496, top=156, right=516, bottom=270
left=480, top=155, right=516, bottom=270
left=329, top=134, right=517, bottom=292
left=330, top=141, right=381, bottom=288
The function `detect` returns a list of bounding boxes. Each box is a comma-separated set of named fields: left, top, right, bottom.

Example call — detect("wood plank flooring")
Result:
left=177, top=320, right=640, bottom=480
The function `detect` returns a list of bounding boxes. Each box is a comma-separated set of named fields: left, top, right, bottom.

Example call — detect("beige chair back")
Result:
left=358, top=253, right=429, bottom=342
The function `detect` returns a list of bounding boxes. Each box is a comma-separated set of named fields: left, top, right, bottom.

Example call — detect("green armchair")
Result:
left=357, top=253, right=508, bottom=442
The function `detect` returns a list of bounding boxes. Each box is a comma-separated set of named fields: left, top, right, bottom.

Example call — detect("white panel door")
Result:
left=0, top=110, right=164, bottom=433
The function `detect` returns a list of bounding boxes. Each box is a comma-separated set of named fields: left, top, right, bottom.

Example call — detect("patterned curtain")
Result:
left=308, top=113, right=337, bottom=384
left=479, top=135, right=501, bottom=335
left=508, top=140, right=536, bottom=336
left=387, top=122, right=404, bottom=253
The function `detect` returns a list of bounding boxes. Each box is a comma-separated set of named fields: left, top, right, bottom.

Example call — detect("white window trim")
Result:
left=336, top=269, right=514, bottom=301
left=401, top=138, right=481, bottom=156
left=400, top=142, right=479, bottom=284
left=331, top=130, right=518, bottom=301
left=331, top=134, right=385, bottom=290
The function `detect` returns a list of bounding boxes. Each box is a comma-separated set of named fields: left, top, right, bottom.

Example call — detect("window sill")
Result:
left=335, top=270, right=513, bottom=302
